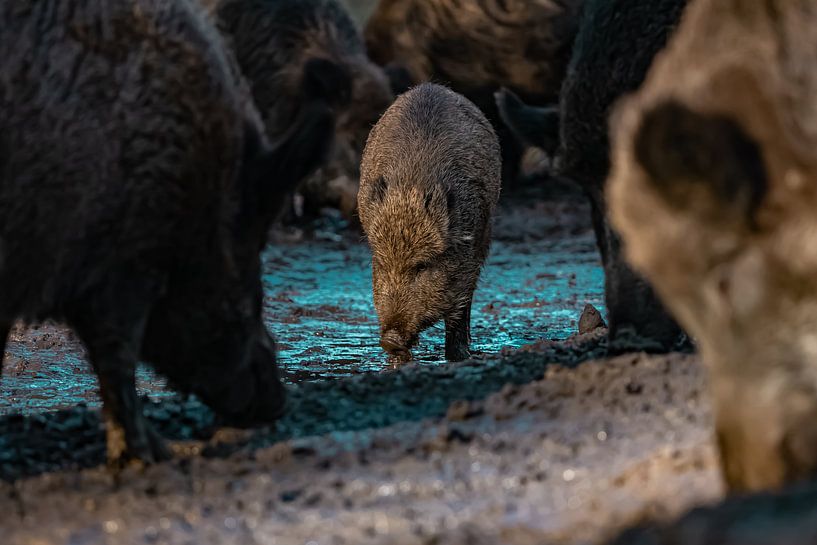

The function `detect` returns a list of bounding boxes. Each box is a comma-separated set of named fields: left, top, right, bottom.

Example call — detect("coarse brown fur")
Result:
left=364, top=0, right=582, bottom=184
left=609, top=0, right=817, bottom=492
left=0, top=0, right=336, bottom=466
left=358, top=83, right=500, bottom=362
left=204, top=0, right=393, bottom=219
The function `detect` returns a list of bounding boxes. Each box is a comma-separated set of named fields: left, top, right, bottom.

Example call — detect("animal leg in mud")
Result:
left=71, top=277, right=169, bottom=468
left=445, top=297, right=472, bottom=362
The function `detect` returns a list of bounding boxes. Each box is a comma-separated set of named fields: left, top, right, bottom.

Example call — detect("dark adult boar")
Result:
left=610, top=0, right=817, bottom=492
left=0, top=0, right=335, bottom=466
left=497, top=0, right=690, bottom=353
left=207, top=0, right=393, bottom=218
left=364, top=0, right=582, bottom=184
left=358, top=83, right=501, bottom=363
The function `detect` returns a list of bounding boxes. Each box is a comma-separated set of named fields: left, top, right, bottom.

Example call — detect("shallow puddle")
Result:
left=265, top=235, right=603, bottom=382
left=0, top=191, right=604, bottom=414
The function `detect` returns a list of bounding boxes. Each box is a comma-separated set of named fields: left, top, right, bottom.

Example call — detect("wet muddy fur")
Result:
left=364, top=0, right=581, bottom=185
left=358, top=83, right=501, bottom=363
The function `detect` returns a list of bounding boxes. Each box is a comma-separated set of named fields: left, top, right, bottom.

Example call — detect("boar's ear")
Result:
left=366, top=176, right=388, bottom=202
left=383, top=63, right=414, bottom=95
left=633, top=100, right=768, bottom=226
left=495, top=87, right=560, bottom=156
left=303, top=57, right=352, bottom=109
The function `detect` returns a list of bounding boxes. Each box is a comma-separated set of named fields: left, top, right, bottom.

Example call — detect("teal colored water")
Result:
left=264, top=235, right=604, bottom=381
left=0, top=197, right=605, bottom=414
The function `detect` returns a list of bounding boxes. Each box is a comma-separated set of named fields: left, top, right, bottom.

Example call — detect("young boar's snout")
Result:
left=380, top=328, right=413, bottom=355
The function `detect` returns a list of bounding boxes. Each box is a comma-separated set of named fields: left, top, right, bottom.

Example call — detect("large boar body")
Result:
left=364, top=0, right=582, bottom=185
left=358, top=83, right=500, bottom=363
left=0, top=0, right=335, bottom=465
left=498, top=0, right=690, bottom=353
left=609, top=0, right=817, bottom=492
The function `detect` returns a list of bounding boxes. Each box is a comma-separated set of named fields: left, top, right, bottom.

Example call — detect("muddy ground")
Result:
left=2, top=341, right=726, bottom=545
left=0, top=177, right=731, bottom=544
left=3, top=3, right=815, bottom=541
left=0, top=181, right=602, bottom=414
left=2, top=188, right=814, bottom=544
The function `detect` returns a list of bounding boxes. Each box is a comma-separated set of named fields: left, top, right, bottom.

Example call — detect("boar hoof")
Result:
left=105, top=416, right=170, bottom=470
left=387, top=351, right=413, bottom=365
left=445, top=345, right=470, bottom=362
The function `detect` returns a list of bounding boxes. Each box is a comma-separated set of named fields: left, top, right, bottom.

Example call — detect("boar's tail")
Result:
left=495, top=87, right=560, bottom=158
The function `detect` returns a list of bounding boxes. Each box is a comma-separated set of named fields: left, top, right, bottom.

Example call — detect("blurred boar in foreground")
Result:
left=359, top=83, right=501, bottom=363
left=365, top=0, right=582, bottom=184
left=609, top=0, right=817, bottom=492
left=0, top=0, right=335, bottom=466
left=207, top=0, right=392, bottom=220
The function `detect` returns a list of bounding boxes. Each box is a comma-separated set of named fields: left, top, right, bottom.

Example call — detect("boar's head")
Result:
left=360, top=177, right=462, bottom=362
left=140, top=84, right=339, bottom=426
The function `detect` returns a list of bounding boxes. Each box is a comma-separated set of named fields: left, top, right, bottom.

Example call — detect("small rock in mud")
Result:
left=579, top=303, right=607, bottom=334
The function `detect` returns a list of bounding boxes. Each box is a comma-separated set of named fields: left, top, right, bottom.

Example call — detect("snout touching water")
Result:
left=379, top=328, right=415, bottom=363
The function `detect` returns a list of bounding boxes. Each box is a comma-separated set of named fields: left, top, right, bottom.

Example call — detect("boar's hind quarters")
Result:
left=633, top=100, right=769, bottom=227
left=495, top=87, right=560, bottom=157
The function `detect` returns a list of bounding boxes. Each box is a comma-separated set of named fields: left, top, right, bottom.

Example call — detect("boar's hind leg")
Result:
left=445, top=297, right=473, bottom=362
left=71, top=277, right=169, bottom=468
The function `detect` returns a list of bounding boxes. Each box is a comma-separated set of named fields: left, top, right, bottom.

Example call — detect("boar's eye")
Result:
left=413, top=262, right=430, bottom=274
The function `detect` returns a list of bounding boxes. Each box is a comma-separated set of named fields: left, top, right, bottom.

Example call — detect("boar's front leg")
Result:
left=445, top=296, right=472, bottom=362
left=88, top=341, right=169, bottom=467
left=71, top=279, right=169, bottom=468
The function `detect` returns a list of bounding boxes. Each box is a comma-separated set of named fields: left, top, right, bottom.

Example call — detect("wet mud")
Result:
left=1, top=183, right=602, bottom=413
left=0, top=181, right=727, bottom=543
